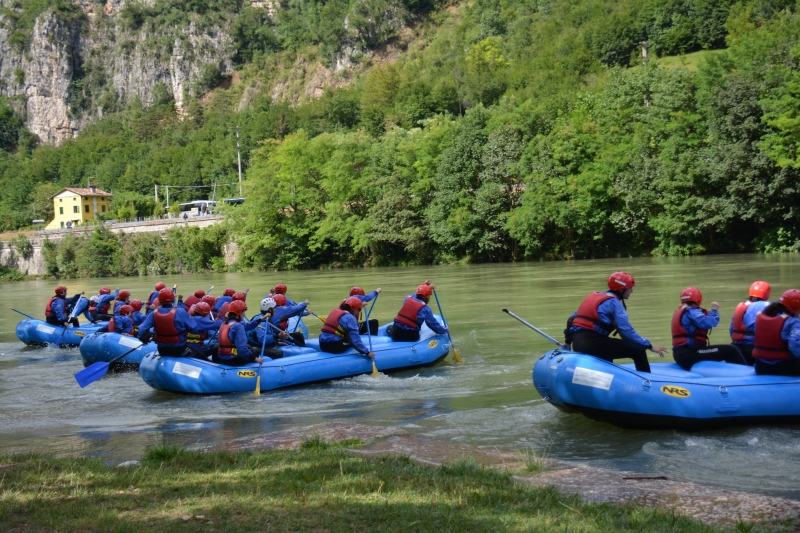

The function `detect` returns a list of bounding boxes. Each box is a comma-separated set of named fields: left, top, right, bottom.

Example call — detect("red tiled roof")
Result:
left=51, top=187, right=113, bottom=198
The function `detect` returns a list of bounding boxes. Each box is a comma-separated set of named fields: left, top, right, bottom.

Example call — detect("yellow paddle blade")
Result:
left=371, top=361, right=380, bottom=377
left=254, top=375, right=261, bottom=396
left=453, top=347, right=464, bottom=363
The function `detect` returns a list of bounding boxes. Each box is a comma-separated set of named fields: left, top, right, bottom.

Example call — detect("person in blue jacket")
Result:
left=319, top=297, right=375, bottom=357
left=268, top=283, right=309, bottom=318
left=45, top=286, right=82, bottom=327
left=137, top=288, right=198, bottom=357
left=730, top=281, right=771, bottom=365
left=348, top=286, right=382, bottom=335
left=109, top=305, right=134, bottom=336
left=113, top=290, right=131, bottom=315
left=246, top=297, right=291, bottom=359
left=185, top=302, right=223, bottom=357
left=752, top=289, right=800, bottom=376
left=89, top=288, right=119, bottom=322
left=270, top=294, right=309, bottom=346
left=566, top=272, right=669, bottom=373
left=214, top=300, right=266, bottom=366
left=386, top=282, right=448, bottom=342
left=214, top=287, right=237, bottom=314
left=670, top=287, right=747, bottom=370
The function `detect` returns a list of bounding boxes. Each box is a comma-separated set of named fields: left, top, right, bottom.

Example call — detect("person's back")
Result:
left=137, top=289, right=196, bottom=357
left=730, top=281, right=771, bottom=365
left=752, top=289, right=800, bottom=376
left=319, top=298, right=374, bottom=357
left=387, top=283, right=447, bottom=342
left=214, top=301, right=264, bottom=366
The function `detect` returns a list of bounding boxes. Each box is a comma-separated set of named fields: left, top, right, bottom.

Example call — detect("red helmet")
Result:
left=228, top=300, right=248, bottom=316
left=607, top=272, right=635, bottom=291
left=273, top=294, right=287, bottom=306
left=155, top=282, right=166, bottom=291
left=193, top=302, right=211, bottom=316
left=130, top=299, right=143, bottom=312
left=55, top=285, right=67, bottom=296
left=273, top=283, right=288, bottom=294
left=779, top=289, right=800, bottom=316
left=201, top=294, right=216, bottom=306
left=680, top=287, right=703, bottom=306
left=158, top=288, right=175, bottom=303
left=99, top=287, right=111, bottom=295
left=350, top=287, right=365, bottom=296
left=416, top=284, right=433, bottom=298
left=345, top=297, right=364, bottom=311
left=223, top=288, right=236, bottom=297
left=118, top=290, right=130, bottom=301
left=232, top=292, right=246, bottom=301
left=194, top=289, right=206, bottom=298
left=749, top=281, right=771, bottom=300
left=119, top=305, right=133, bottom=316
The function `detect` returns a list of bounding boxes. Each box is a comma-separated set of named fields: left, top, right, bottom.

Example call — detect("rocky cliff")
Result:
left=0, top=0, right=235, bottom=145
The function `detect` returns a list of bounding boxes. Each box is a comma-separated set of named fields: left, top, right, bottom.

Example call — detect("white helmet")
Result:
left=260, top=297, right=277, bottom=312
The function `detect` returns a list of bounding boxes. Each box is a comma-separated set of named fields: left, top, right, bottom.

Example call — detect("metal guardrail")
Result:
left=34, top=213, right=222, bottom=236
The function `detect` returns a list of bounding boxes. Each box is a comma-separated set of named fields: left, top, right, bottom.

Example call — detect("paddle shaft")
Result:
left=365, top=293, right=377, bottom=352
left=432, top=290, right=456, bottom=348
left=10, top=308, right=35, bottom=320
left=265, top=319, right=296, bottom=344
left=502, top=308, right=568, bottom=349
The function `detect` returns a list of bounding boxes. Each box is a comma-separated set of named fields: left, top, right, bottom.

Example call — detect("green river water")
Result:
left=1, top=254, right=799, bottom=499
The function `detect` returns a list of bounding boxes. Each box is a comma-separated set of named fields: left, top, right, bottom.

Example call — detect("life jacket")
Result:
left=671, top=305, right=709, bottom=348
left=219, top=302, right=230, bottom=318
left=184, top=295, right=201, bottom=307
left=321, top=308, right=348, bottom=338
left=90, top=298, right=111, bottom=315
left=730, top=301, right=753, bottom=343
left=108, top=317, right=116, bottom=333
left=153, top=308, right=181, bottom=345
left=752, top=314, right=790, bottom=361
left=186, top=320, right=208, bottom=346
left=147, top=291, right=159, bottom=306
left=45, top=296, right=58, bottom=318
left=394, top=297, right=426, bottom=329
left=218, top=321, right=237, bottom=356
left=572, top=292, right=616, bottom=333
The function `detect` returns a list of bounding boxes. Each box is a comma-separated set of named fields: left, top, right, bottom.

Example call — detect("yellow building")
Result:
left=46, top=185, right=113, bottom=230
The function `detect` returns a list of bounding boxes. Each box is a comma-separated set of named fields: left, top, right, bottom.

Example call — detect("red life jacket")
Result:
left=730, top=301, right=752, bottom=342
left=752, top=314, right=790, bottom=361
left=108, top=317, right=116, bottom=332
left=217, top=321, right=237, bottom=356
left=572, top=292, right=616, bottom=333
left=321, top=308, right=348, bottom=338
left=45, top=296, right=58, bottom=318
left=184, top=295, right=201, bottom=307
left=148, top=291, right=159, bottom=306
left=219, top=302, right=230, bottom=318
left=90, top=299, right=111, bottom=314
left=394, top=297, right=426, bottom=329
left=153, top=308, right=181, bottom=344
left=671, top=305, right=709, bottom=348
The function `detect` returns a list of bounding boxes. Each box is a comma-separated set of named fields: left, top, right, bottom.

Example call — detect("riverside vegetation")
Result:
left=2, top=0, right=800, bottom=273
left=0, top=439, right=725, bottom=532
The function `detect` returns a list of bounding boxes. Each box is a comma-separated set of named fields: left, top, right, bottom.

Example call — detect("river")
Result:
left=1, top=254, right=799, bottom=499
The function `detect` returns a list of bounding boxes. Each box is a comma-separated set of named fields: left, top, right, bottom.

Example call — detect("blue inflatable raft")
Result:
left=15, top=318, right=107, bottom=347
left=79, top=332, right=153, bottom=369
left=533, top=350, right=800, bottom=430
left=139, top=321, right=452, bottom=394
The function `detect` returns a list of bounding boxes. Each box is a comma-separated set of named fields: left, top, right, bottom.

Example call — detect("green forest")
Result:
left=2, top=0, right=800, bottom=274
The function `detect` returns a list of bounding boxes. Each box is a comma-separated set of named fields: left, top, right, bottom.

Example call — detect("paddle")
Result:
left=207, top=286, right=214, bottom=294
left=255, top=321, right=269, bottom=396
left=366, top=294, right=379, bottom=377
left=74, top=342, right=144, bottom=388
left=309, top=311, right=326, bottom=323
left=10, top=308, right=35, bottom=320
left=265, top=320, right=296, bottom=345
left=502, top=308, right=569, bottom=349
left=430, top=286, right=464, bottom=363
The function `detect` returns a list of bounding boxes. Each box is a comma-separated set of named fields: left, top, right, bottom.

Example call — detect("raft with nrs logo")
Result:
left=532, top=350, right=800, bottom=430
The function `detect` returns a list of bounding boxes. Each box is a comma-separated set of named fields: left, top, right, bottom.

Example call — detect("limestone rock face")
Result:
left=0, top=0, right=235, bottom=145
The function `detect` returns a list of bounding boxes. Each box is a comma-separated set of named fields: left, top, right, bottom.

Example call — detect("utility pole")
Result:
left=155, top=185, right=158, bottom=204
left=639, top=41, right=650, bottom=107
left=236, top=126, right=242, bottom=197
left=166, top=186, right=169, bottom=209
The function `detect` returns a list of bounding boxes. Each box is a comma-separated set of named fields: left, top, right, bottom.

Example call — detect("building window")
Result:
left=85, top=205, right=89, bottom=213
left=101, top=205, right=106, bottom=212
left=60, top=221, right=64, bottom=228
left=73, top=206, right=78, bottom=213
left=59, top=207, right=63, bottom=215
left=59, top=198, right=62, bottom=202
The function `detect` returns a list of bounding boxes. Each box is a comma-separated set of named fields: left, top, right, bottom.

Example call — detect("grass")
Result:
left=656, top=49, right=728, bottom=71
left=0, top=439, right=727, bottom=532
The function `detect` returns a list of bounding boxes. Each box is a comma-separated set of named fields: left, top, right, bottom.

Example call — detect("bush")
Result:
left=10, top=234, right=33, bottom=260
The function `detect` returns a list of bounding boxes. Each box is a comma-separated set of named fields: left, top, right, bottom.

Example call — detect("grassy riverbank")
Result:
left=0, top=439, right=724, bottom=533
